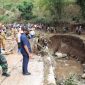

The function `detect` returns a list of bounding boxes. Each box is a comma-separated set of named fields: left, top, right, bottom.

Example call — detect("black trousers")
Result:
left=22, top=54, right=29, bottom=74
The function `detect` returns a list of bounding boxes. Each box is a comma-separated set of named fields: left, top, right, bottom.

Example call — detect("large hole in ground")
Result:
left=49, top=34, right=85, bottom=82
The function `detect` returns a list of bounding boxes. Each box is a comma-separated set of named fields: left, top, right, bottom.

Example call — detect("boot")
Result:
left=2, top=73, right=10, bottom=77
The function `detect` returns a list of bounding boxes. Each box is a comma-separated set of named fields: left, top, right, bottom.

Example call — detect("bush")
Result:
left=17, top=1, right=33, bottom=20
left=64, top=75, right=77, bottom=85
left=4, top=3, right=13, bottom=10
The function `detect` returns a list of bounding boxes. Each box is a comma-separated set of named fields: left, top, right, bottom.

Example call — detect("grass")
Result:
left=0, top=0, right=30, bottom=7
left=0, top=0, right=76, bottom=6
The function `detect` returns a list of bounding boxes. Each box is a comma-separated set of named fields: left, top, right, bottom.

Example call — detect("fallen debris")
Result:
left=55, top=52, right=67, bottom=59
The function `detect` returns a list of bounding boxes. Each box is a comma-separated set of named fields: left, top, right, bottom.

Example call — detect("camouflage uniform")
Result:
left=0, top=25, right=10, bottom=76
left=0, top=34, right=8, bottom=74
left=0, top=54, right=8, bottom=74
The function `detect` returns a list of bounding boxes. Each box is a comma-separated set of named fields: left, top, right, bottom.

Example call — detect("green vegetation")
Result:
left=32, top=0, right=80, bottom=25
left=57, top=75, right=78, bottom=85
left=0, top=0, right=84, bottom=24
left=77, top=0, right=85, bottom=19
left=64, top=76, right=77, bottom=85
left=17, top=1, right=33, bottom=20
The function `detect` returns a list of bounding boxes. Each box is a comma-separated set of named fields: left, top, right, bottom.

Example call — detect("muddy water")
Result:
left=55, top=58, right=83, bottom=80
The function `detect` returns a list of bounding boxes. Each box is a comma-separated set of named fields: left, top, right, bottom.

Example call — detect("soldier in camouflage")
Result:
left=0, top=54, right=10, bottom=77
left=0, top=23, right=10, bottom=77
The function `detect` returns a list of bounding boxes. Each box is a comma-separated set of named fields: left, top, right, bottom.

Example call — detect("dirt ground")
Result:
left=36, top=30, right=85, bottom=84
left=1, top=31, right=85, bottom=85
left=55, top=58, right=83, bottom=80
left=0, top=38, right=44, bottom=85
left=48, top=33, right=85, bottom=84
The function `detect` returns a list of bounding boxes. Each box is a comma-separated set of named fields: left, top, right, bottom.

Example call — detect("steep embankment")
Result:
left=49, top=34, right=85, bottom=63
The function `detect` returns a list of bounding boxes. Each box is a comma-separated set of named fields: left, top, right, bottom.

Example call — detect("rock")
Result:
left=44, top=46, right=48, bottom=52
left=1, top=49, right=6, bottom=54
left=82, top=64, right=85, bottom=70
left=55, top=52, right=67, bottom=58
left=83, top=70, right=85, bottom=73
left=83, top=67, right=85, bottom=73
left=81, top=74, right=85, bottom=79
left=82, top=64, right=85, bottom=67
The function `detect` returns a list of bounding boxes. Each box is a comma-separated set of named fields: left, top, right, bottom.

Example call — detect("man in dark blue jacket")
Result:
left=20, top=27, right=32, bottom=75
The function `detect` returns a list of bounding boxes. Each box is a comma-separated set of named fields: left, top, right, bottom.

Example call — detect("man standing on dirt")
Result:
left=0, top=23, right=10, bottom=77
left=20, top=27, right=32, bottom=75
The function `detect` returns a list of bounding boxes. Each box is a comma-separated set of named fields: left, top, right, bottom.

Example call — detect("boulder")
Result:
left=55, top=52, right=67, bottom=58
left=81, top=73, right=85, bottom=79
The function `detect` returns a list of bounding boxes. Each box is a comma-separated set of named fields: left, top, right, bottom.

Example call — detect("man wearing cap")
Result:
left=20, top=27, right=32, bottom=75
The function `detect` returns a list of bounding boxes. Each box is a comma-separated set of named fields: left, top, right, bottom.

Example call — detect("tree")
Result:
left=77, top=0, right=85, bottom=19
left=17, top=1, right=33, bottom=20
left=48, top=0, right=63, bottom=19
left=33, top=0, right=64, bottom=25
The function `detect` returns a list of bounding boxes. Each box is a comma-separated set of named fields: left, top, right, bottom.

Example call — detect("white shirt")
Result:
left=17, top=33, right=21, bottom=43
left=30, top=30, right=35, bottom=36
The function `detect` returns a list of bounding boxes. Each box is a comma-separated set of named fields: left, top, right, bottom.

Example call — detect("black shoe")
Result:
left=2, top=73, right=10, bottom=77
left=23, top=72, right=31, bottom=75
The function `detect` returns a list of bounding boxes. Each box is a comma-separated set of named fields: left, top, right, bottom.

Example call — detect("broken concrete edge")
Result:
left=43, top=55, right=56, bottom=85
left=47, top=64, right=56, bottom=85
left=0, top=67, right=2, bottom=74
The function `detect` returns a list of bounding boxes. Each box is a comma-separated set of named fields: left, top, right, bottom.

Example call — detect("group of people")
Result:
left=0, top=23, right=36, bottom=77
